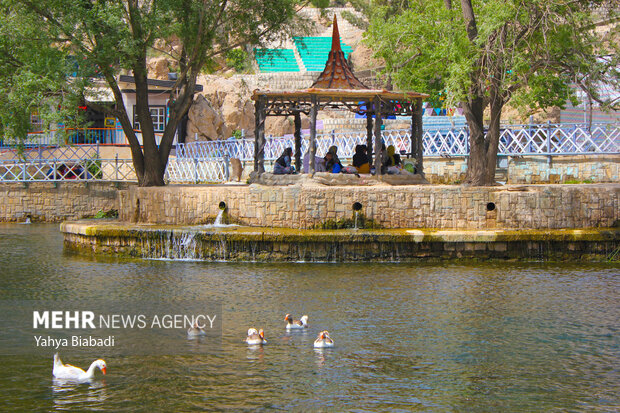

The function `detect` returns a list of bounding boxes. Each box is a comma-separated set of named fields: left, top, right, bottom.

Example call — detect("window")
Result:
left=133, top=105, right=166, bottom=132
left=30, top=109, right=43, bottom=131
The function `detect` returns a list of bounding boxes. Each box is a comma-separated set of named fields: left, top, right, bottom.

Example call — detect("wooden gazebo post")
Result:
left=373, top=96, right=383, bottom=175
left=294, top=112, right=302, bottom=172
left=412, top=98, right=424, bottom=175
left=254, top=96, right=266, bottom=174
left=309, top=95, right=318, bottom=174
left=366, top=107, right=374, bottom=165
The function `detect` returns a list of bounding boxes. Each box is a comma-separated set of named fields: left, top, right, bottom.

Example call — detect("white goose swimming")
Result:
left=313, top=331, right=335, bottom=348
left=245, top=328, right=267, bottom=345
left=53, top=353, right=107, bottom=382
left=187, top=321, right=207, bottom=338
left=284, top=314, right=308, bottom=330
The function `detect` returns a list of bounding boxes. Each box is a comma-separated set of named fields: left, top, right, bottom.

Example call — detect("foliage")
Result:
left=0, top=8, right=90, bottom=146
left=341, top=10, right=368, bottom=30
left=225, top=49, right=250, bottom=73
left=563, top=179, right=594, bottom=184
left=86, top=155, right=103, bottom=179
left=92, top=209, right=119, bottom=219
left=363, top=0, right=619, bottom=184
left=0, top=0, right=320, bottom=186
left=315, top=213, right=382, bottom=229
left=366, top=0, right=617, bottom=108
left=231, top=130, right=244, bottom=139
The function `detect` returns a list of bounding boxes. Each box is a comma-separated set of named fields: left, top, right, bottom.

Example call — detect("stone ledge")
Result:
left=61, top=220, right=620, bottom=262
left=248, top=172, right=428, bottom=186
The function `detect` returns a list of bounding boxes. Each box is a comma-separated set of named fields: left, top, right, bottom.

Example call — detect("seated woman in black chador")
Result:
left=352, top=144, right=370, bottom=173
left=274, top=147, right=295, bottom=174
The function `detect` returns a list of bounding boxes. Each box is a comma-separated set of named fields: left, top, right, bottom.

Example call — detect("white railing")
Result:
left=165, top=158, right=229, bottom=183
left=0, top=145, right=100, bottom=161
left=177, top=123, right=619, bottom=161
left=0, top=157, right=137, bottom=182
left=0, top=129, right=175, bottom=152
left=0, top=156, right=229, bottom=183
left=2, top=123, right=616, bottom=184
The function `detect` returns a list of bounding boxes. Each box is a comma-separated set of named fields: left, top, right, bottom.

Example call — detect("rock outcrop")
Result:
left=187, top=75, right=316, bottom=141
left=146, top=56, right=170, bottom=80
left=186, top=95, right=227, bottom=142
left=186, top=76, right=254, bottom=141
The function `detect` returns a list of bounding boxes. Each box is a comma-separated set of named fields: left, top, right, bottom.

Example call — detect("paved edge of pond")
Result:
left=60, top=220, right=620, bottom=262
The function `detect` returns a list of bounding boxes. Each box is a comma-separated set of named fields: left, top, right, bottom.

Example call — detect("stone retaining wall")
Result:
left=507, top=155, right=620, bottom=184
left=422, top=154, right=620, bottom=184
left=0, top=182, right=129, bottom=222
left=2, top=180, right=618, bottom=229
left=118, top=183, right=619, bottom=230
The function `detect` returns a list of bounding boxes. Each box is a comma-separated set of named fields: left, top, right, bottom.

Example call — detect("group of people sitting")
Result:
left=273, top=144, right=415, bottom=175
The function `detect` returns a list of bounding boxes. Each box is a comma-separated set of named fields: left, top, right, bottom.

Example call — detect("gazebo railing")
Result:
left=177, top=123, right=619, bottom=161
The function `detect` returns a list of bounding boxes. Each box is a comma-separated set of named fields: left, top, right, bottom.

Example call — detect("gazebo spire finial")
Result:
left=331, top=15, right=342, bottom=52
left=310, top=14, right=368, bottom=90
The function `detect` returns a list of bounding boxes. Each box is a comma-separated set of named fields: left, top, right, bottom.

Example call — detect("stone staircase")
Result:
left=292, top=47, right=307, bottom=72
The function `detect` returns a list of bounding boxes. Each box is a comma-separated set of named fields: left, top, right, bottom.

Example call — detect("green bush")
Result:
left=86, top=155, right=103, bottom=179
left=225, top=49, right=249, bottom=73
left=314, top=214, right=382, bottom=230
left=92, top=209, right=118, bottom=219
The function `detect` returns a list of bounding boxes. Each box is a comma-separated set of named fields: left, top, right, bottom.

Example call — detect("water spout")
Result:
left=214, top=210, right=224, bottom=226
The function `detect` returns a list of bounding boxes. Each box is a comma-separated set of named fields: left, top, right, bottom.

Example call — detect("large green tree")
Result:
left=0, top=0, right=319, bottom=186
left=364, top=0, right=618, bottom=185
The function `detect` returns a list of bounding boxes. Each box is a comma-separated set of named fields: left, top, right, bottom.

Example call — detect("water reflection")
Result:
left=313, top=348, right=334, bottom=369
left=51, top=379, right=107, bottom=411
left=245, top=345, right=265, bottom=362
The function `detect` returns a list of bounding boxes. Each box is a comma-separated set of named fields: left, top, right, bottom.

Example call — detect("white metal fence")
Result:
left=0, top=157, right=137, bottom=182
left=0, top=129, right=172, bottom=149
left=177, top=123, right=620, bottom=161
left=2, top=123, right=617, bottom=184
left=165, top=158, right=229, bottom=183
left=0, top=157, right=231, bottom=183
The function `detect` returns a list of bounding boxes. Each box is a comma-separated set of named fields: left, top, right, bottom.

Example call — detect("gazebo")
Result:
left=251, top=16, right=428, bottom=176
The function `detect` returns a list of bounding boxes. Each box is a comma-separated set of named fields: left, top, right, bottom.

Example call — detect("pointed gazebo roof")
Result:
left=310, top=16, right=368, bottom=90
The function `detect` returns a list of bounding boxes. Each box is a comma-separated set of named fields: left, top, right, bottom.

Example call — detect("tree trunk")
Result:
left=463, top=96, right=487, bottom=185
left=485, top=90, right=504, bottom=183
left=158, top=72, right=198, bottom=178
left=460, top=0, right=478, bottom=41
left=133, top=63, right=165, bottom=186
left=460, top=0, right=499, bottom=186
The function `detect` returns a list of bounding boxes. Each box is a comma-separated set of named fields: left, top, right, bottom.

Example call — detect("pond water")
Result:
left=0, top=224, right=618, bottom=411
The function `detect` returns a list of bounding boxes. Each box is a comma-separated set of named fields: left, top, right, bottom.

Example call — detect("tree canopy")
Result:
left=0, top=0, right=320, bottom=185
left=364, top=0, right=619, bottom=184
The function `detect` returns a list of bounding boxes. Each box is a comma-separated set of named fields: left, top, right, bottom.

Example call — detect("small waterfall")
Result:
left=218, top=237, right=227, bottom=260
left=250, top=242, right=257, bottom=261
left=297, top=244, right=307, bottom=262
left=141, top=230, right=199, bottom=260
left=354, top=211, right=359, bottom=230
